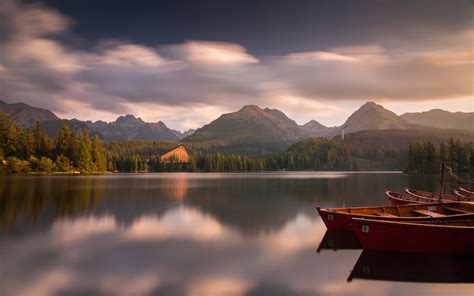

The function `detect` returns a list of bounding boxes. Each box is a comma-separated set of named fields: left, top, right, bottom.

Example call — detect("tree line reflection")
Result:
left=1, top=173, right=440, bottom=235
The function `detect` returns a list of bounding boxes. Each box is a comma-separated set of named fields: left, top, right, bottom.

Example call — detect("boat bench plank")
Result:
left=443, top=207, right=472, bottom=214
left=373, top=212, right=397, bottom=217
left=412, top=209, right=445, bottom=218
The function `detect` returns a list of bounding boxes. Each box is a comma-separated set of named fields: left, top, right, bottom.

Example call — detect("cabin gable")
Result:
left=160, top=145, right=190, bottom=164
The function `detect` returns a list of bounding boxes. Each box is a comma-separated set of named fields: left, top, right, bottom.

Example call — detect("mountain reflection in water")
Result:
left=1, top=173, right=473, bottom=296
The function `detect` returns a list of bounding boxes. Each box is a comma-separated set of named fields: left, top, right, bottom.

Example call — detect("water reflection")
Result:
left=1, top=173, right=473, bottom=295
left=0, top=206, right=326, bottom=295
left=1, top=172, right=404, bottom=235
left=0, top=177, right=104, bottom=230
left=348, top=250, right=474, bottom=283
left=317, top=230, right=362, bottom=252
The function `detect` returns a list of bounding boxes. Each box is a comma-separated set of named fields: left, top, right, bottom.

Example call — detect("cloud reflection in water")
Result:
left=1, top=206, right=473, bottom=296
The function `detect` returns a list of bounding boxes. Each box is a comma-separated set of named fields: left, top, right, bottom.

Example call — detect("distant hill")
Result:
left=0, top=100, right=59, bottom=128
left=401, top=109, right=473, bottom=131
left=273, top=128, right=474, bottom=171
left=41, top=119, right=98, bottom=138
left=86, top=115, right=179, bottom=141
left=301, top=120, right=338, bottom=138
left=183, top=105, right=303, bottom=154
left=172, top=128, right=195, bottom=140
left=342, top=102, right=408, bottom=133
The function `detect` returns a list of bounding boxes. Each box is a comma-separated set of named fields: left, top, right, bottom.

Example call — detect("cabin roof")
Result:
left=161, top=144, right=188, bottom=156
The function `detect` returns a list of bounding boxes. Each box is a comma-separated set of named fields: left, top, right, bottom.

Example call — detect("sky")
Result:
left=0, top=0, right=472, bottom=130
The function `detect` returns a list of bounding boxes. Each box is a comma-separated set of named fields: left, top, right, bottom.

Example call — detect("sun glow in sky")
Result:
left=0, top=0, right=472, bottom=130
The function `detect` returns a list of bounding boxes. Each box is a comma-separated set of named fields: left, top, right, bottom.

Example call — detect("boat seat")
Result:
left=443, top=207, right=472, bottom=214
left=412, top=209, right=446, bottom=218
left=373, top=212, right=397, bottom=217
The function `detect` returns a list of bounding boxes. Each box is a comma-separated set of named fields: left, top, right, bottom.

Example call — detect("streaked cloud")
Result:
left=0, top=0, right=472, bottom=129
left=168, top=41, right=260, bottom=65
left=285, top=51, right=360, bottom=63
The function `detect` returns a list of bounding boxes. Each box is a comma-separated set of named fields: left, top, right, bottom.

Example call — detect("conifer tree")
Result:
left=33, top=121, right=50, bottom=158
left=91, top=135, right=106, bottom=172
left=5, top=117, right=19, bottom=157
left=77, top=131, right=94, bottom=172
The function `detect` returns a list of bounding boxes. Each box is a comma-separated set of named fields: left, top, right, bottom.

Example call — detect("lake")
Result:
left=0, top=172, right=472, bottom=296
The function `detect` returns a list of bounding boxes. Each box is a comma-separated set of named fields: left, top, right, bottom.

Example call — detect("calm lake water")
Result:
left=0, top=172, right=472, bottom=296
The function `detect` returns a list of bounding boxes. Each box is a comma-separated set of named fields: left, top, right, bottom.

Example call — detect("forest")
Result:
left=0, top=113, right=106, bottom=174
left=405, top=139, right=474, bottom=173
left=1, top=112, right=473, bottom=174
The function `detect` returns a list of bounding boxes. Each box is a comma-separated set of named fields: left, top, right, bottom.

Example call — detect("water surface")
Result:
left=0, top=172, right=472, bottom=295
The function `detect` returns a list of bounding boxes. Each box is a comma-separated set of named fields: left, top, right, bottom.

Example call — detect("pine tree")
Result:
left=5, top=117, right=19, bottom=157
left=91, top=135, right=106, bottom=172
left=77, top=131, right=94, bottom=172
left=55, top=124, right=73, bottom=158
left=33, top=122, right=50, bottom=158
left=0, top=112, right=7, bottom=153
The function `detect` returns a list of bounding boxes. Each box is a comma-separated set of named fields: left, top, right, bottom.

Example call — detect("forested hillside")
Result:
left=1, top=111, right=472, bottom=174
left=0, top=113, right=106, bottom=174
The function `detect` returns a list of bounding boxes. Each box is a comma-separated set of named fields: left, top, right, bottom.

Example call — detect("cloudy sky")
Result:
left=0, top=0, right=472, bottom=130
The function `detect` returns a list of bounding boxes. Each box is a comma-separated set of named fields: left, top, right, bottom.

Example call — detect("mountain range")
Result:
left=0, top=100, right=194, bottom=141
left=85, top=115, right=186, bottom=141
left=401, top=109, right=474, bottom=131
left=0, top=100, right=472, bottom=154
left=184, top=101, right=473, bottom=153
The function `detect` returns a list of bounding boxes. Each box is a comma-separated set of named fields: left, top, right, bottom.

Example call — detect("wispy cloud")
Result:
left=0, top=0, right=472, bottom=130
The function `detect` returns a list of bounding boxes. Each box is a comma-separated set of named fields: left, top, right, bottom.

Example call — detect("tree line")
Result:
left=406, top=138, right=474, bottom=173
left=0, top=113, right=106, bottom=173
left=1, top=112, right=473, bottom=174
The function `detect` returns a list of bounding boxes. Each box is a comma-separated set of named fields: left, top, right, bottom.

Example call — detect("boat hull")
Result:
left=406, top=188, right=469, bottom=203
left=386, top=192, right=414, bottom=206
left=317, top=208, right=353, bottom=230
left=349, top=218, right=474, bottom=254
left=317, top=202, right=474, bottom=230
left=386, top=189, right=467, bottom=205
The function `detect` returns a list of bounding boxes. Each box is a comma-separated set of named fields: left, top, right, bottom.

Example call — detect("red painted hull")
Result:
left=406, top=188, right=471, bottom=202
left=317, top=201, right=474, bottom=230
left=387, top=189, right=469, bottom=205
left=349, top=218, right=474, bottom=254
left=317, top=207, right=353, bottom=230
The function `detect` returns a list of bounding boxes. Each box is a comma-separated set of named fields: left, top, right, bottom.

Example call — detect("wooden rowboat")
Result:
left=405, top=188, right=466, bottom=201
left=349, top=217, right=474, bottom=254
left=387, top=188, right=472, bottom=205
left=386, top=190, right=417, bottom=206
left=316, top=201, right=474, bottom=230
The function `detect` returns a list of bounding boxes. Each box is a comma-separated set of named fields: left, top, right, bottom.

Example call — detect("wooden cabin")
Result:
left=160, top=144, right=190, bottom=164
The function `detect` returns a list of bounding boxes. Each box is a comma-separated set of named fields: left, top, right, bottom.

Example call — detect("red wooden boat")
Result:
left=316, top=201, right=474, bottom=230
left=386, top=190, right=416, bottom=206
left=348, top=250, right=474, bottom=283
left=349, top=217, right=474, bottom=254
left=405, top=188, right=467, bottom=202
left=386, top=188, right=471, bottom=205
